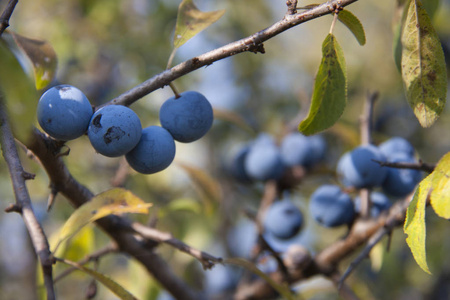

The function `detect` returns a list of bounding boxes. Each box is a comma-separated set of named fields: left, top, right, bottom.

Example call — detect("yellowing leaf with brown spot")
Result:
left=54, top=188, right=151, bottom=252
left=401, top=0, right=447, bottom=127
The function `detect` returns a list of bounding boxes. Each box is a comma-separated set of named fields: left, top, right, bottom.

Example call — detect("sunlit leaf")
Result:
left=404, top=174, right=432, bottom=274
left=430, top=152, right=450, bottom=219
left=173, top=0, right=225, bottom=48
left=298, top=34, right=347, bottom=135
left=393, top=0, right=409, bottom=71
left=224, top=258, right=295, bottom=300
left=54, top=188, right=151, bottom=252
left=369, top=242, right=384, bottom=272
left=213, top=108, right=255, bottom=134
left=8, top=31, right=58, bottom=90
left=0, top=38, right=38, bottom=143
left=176, top=162, right=222, bottom=214
left=58, top=259, right=138, bottom=300
left=64, top=226, right=95, bottom=262
left=165, top=197, right=202, bottom=215
left=401, top=0, right=447, bottom=127
left=338, top=10, right=366, bottom=45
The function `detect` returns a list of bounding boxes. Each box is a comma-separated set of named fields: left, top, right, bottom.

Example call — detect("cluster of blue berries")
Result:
left=310, top=137, right=422, bottom=227
left=229, top=132, right=326, bottom=182
left=36, top=85, right=213, bottom=174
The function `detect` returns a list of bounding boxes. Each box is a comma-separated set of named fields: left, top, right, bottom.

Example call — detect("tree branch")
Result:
left=25, top=129, right=201, bottom=300
left=106, top=0, right=360, bottom=108
left=0, top=98, right=55, bottom=300
left=234, top=194, right=411, bottom=299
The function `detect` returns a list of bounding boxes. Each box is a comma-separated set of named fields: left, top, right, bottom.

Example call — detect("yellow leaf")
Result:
left=430, top=152, right=450, bottom=219
left=404, top=174, right=432, bottom=274
left=8, top=31, right=58, bottom=90
left=173, top=0, right=225, bottom=48
left=54, top=188, right=151, bottom=252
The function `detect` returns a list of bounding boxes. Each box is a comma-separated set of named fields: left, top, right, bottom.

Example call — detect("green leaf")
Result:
left=58, top=259, right=138, bottom=300
left=0, top=38, right=38, bottom=143
left=338, top=10, right=366, bottom=45
left=173, top=0, right=225, bottom=48
left=401, top=0, right=447, bottom=128
left=8, top=31, right=58, bottom=90
left=430, top=152, right=450, bottom=219
left=54, top=188, right=151, bottom=252
left=404, top=174, right=432, bottom=274
left=224, top=258, right=295, bottom=300
left=298, top=34, right=347, bottom=135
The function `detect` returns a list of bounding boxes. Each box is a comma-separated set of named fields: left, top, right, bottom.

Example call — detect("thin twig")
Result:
left=0, top=0, right=18, bottom=36
left=0, top=97, right=55, bottom=300
left=130, top=222, right=222, bottom=269
left=105, top=0, right=360, bottom=108
left=374, top=159, right=435, bottom=173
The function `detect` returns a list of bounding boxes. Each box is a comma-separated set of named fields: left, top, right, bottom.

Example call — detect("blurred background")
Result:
left=0, top=0, right=449, bottom=299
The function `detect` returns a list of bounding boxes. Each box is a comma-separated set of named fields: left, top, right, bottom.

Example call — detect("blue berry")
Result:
left=280, top=133, right=326, bottom=168
left=378, top=137, right=415, bottom=159
left=37, top=85, right=93, bottom=140
left=354, top=192, right=392, bottom=217
left=125, top=126, right=176, bottom=174
left=382, top=153, right=422, bottom=197
left=87, top=105, right=142, bottom=157
left=244, top=136, right=285, bottom=181
left=229, top=145, right=252, bottom=183
left=309, top=185, right=355, bottom=227
left=159, top=91, right=213, bottom=143
left=337, top=144, right=388, bottom=188
left=263, top=199, right=303, bottom=239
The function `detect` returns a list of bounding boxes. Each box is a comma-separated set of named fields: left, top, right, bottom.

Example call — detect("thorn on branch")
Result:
left=47, top=184, right=59, bottom=211
left=4, top=203, right=22, bottom=213
left=55, top=145, right=70, bottom=158
left=22, top=171, right=36, bottom=180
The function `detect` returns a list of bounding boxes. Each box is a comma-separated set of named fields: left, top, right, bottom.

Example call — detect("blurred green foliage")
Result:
left=1, top=0, right=450, bottom=299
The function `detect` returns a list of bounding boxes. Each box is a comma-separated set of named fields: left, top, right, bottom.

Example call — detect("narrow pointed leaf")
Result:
left=404, top=174, right=432, bottom=274
left=299, top=34, right=347, bottom=135
left=430, top=152, right=450, bottom=218
left=176, top=162, right=222, bottom=213
left=401, top=0, right=447, bottom=127
left=8, top=31, right=58, bottom=90
left=224, top=258, right=295, bottom=300
left=54, top=188, right=151, bottom=252
left=338, top=10, right=366, bottom=45
left=58, top=259, right=138, bottom=300
left=213, top=108, right=255, bottom=134
left=173, top=0, right=225, bottom=48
